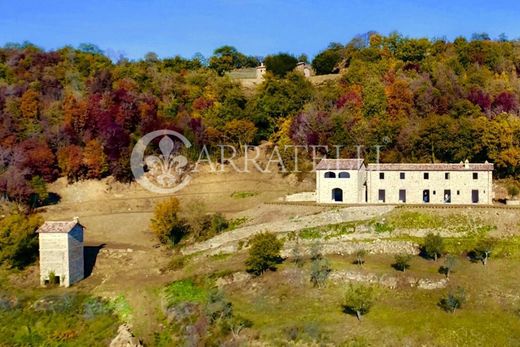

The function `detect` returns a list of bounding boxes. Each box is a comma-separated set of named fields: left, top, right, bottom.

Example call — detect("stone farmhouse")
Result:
left=316, top=159, right=493, bottom=205
left=256, top=61, right=314, bottom=80
left=37, top=217, right=84, bottom=287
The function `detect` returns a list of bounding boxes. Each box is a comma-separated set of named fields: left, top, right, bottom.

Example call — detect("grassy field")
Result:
left=155, top=235, right=520, bottom=346
left=0, top=273, right=120, bottom=347
left=224, top=254, right=520, bottom=346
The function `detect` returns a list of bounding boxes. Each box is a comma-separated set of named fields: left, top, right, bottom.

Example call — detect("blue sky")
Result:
left=1, top=0, right=519, bottom=60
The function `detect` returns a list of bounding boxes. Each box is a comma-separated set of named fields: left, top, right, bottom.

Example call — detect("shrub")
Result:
left=507, top=184, right=520, bottom=199
left=439, top=287, right=466, bottom=313
left=422, top=233, right=445, bottom=261
left=309, top=241, right=323, bottom=261
left=150, top=197, right=187, bottom=244
left=354, top=249, right=367, bottom=266
left=310, top=257, right=331, bottom=288
left=470, top=238, right=496, bottom=265
left=82, top=297, right=111, bottom=320
left=291, top=240, right=304, bottom=267
left=210, top=213, right=229, bottom=233
left=165, top=253, right=186, bottom=271
left=165, top=280, right=207, bottom=306
left=245, top=232, right=283, bottom=275
left=48, top=271, right=59, bottom=287
left=392, top=254, right=412, bottom=272
left=0, top=213, right=43, bottom=269
left=343, top=284, right=376, bottom=320
left=439, top=254, right=458, bottom=279
left=183, top=200, right=230, bottom=241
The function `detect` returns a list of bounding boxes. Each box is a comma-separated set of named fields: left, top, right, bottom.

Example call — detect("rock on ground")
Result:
left=110, top=324, right=142, bottom=347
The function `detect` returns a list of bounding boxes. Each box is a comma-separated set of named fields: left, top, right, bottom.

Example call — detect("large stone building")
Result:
left=37, top=218, right=84, bottom=287
left=316, top=159, right=493, bottom=205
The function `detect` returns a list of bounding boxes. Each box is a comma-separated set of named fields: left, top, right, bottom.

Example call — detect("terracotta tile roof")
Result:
left=366, top=162, right=493, bottom=171
left=36, top=220, right=81, bottom=234
left=316, top=159, right=365, bottom=170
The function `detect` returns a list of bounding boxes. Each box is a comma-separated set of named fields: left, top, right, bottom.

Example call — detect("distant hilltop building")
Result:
left=256, top=63, right=266, bottom=80
left=295, top=62, right=314, bottom=77
left=316, top=159, right=493, bottom=205
left=37, top=217, right=84, bottom=287
left=256, top=61, right=315, bottom=81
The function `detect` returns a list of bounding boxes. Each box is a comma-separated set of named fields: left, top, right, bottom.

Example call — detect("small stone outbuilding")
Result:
left=37, top=217, right=84, bottom=287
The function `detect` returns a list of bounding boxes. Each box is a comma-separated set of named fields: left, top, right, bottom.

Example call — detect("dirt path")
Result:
left=182, top=205, right=395, bottom=255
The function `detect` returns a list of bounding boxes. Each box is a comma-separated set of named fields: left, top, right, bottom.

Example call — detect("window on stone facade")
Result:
left=445, top=172, right=450, bottom=179
left=339, top=172, right=350, bottom=178
left=473, top=172, right=478, bottom=179
left=400, top=172, right=405, bottom=179
left=324, top=171, right=336, bottom=178
left=379, top=172, right=384, bottom=179
left=424, top=172, right=429, bottom=179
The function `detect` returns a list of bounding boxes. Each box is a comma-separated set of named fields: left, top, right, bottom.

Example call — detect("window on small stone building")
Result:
left=400, top=172, right=405, bottom=179
left=379, top=172, right=384, bottom=179
left=473, top=172, right=478, bottom=179
left=424, top=172, right=429, bottom=179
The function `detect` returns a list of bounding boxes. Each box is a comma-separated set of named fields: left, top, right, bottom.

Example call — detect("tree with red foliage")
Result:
left=17, top=139, right=56, bottom=181
left=467, top=88, right=491, bottom=112
left=492, top=91, right=519, bottom=114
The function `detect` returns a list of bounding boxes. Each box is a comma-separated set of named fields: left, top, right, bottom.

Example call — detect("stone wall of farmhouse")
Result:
left=39, top=233, right=68, bottom=285
left=367, top=170, right=492, bottom=204
left=39, top=225, right=84, bottom=287
left=67, top=226, right=84, bottom=285
left=316, top=167, right=366, bottom=204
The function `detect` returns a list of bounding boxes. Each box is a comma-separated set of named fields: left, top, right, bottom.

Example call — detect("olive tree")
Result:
left=343, top=283, right=376, bottom=320
left=245, top=232, right=283, bottom=275
left=422, top=233, right=445, bottom=261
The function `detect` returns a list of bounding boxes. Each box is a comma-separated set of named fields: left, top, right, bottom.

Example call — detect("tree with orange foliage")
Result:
left=63, top=95, right=88, bottom=136
left=222, top=119, right=257, bottom=148
left=20, top=89, right=39, bottom=119
left=83, top=139, right=108, bottom=179
left=57, top=145, right=83, bottom=182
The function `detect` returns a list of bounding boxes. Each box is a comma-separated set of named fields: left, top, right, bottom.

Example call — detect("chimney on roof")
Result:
left=73, top=216, right=79, bottom=223
left=464, top=159, right=469, bottom=169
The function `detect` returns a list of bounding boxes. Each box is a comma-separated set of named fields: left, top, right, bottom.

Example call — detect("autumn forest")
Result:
left=2, top=33, right=520, bottom=205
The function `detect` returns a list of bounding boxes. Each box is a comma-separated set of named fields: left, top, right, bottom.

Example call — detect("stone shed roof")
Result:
left=366, top=162, right=493, bottom=172
left=36, top=219, right=83, bottom=234
left=316, top=159, right=365, bottom=171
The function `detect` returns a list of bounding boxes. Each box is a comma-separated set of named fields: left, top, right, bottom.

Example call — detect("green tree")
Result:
left=354, top=249, right=367, bottom=266
left=264, top=53, right=298, bottom=77
left=439, top=287, right=466, bottom=313
left=439, top=254, right=458, bottom=279
left=209, top=45, right=249, bottom=75
left=422, top=233, right=445, bottom=261
left=248, top=72, right=313, bottom=138
left=312, top=45, right=343, bottom=75
left=29, top=176, right=48, bottom=207
left=393, top=254, right=412, bottom=272
left=310, top=257, right=331, bottom=287
left=343, top=283, right=376, bottom=320
left=0, top=213, right=43, bottom=268
left=472, top=238, right=496, bottom=266
left=245, top=232, right=283, bottom=275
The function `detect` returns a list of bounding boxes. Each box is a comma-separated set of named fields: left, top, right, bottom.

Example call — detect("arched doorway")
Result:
left=332, top=188, right=343, bottom=202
